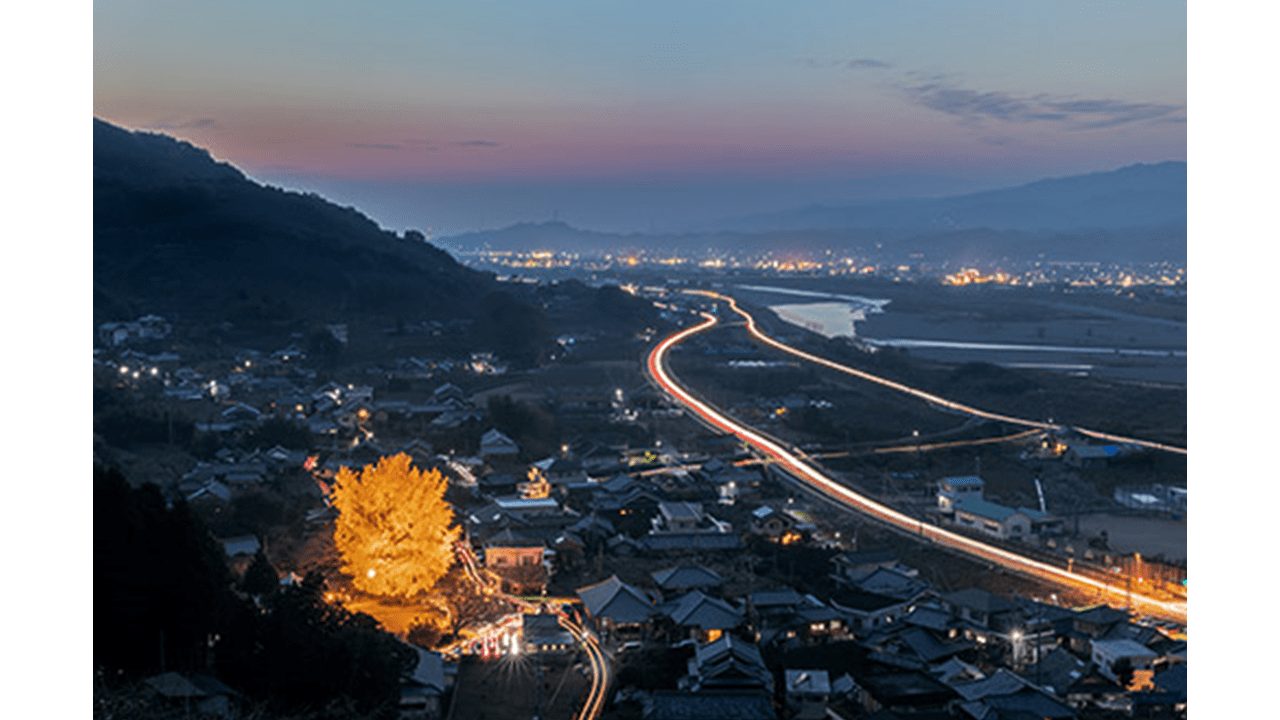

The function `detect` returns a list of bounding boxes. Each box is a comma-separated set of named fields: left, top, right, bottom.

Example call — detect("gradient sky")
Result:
left=95, top=1, right=1185, bottom=233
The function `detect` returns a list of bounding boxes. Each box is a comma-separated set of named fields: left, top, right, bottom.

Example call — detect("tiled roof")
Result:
left=576, top=575, right=655, bottom=623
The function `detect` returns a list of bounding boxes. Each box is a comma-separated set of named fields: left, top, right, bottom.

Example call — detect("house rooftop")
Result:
left=785, top=669, right=831, bottom=695
left=643, top=691, right=776, bottom=720
left=658, top=501, right=705, bottom=521
left=855, top=567, right=928, bottom=599
left=219, top=535, right=261, bottom=558
left=523, top=614, right=575, bottom=645
left=694, top=634, right=766, bottom=668
left=663, top=591, right=743, bottom=630
left=1023, top=646, right=1087, bottom=696
left=651, top=563, right=725, bottom=591
left=1074, top=605, right=1129, bottom=625
left=857, top=671, right=956, bottom=705
left=493, top=496, right=559, bottom=511
left=955, top=497, right=1047, bottom=523
left=576, top=575, right=655, bottom=624
left=1069, top=444, right=1123, bottom=458
left=483, top=527, right=545, bottom=548
left=949, top=668, right=1030, bottom=702
left=748, top=587, right=805, bottom=608
left=940, top=475, right=985, bottom=489
left=830, top=588, right=907, bottom=613
left=903, top=605, right=954, bottom=633
left=1090, top=638, right=1158, bottom=658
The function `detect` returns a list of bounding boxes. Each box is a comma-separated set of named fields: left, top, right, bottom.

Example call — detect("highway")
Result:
left=646, top=299, right=1188, bottom=625
left=692, top=290, right=1187, bottom=456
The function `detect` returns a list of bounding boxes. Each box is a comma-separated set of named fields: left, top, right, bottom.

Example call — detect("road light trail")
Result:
left=690, top=290, right=1186, bottom=456
left=559, top=616, right=609, bottom=720
left=813, top=428, right=1044, bottom=459
left=868, top=428, right=1044, bottom=455
left=646, top=309, right=1187, bottom=624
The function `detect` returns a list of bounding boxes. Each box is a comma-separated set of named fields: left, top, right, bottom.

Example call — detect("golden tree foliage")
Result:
left=332, top=453, right=461, bottom=597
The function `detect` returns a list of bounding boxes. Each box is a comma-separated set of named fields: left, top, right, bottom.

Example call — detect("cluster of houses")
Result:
left=453, top=449, right=1184, bottom=720
left=96, top=322, right=1188, bottom=720
left=97, top=314, right=172, bottom=347
left=558, top=553, right=1185, bottom=720
left=459, top=448, right=765, bottom=597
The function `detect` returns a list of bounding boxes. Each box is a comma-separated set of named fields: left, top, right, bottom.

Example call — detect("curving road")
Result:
left=560, top=615, right=609, bottom=720
left=692, top=290, right=1187, bottom=456
left=646, top=300, right=1187, bottom=624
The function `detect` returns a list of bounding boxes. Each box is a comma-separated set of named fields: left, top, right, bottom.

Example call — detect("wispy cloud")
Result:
left=801, top=57, right=891, bottom=70
left=348, top=142, right=402, bottom=150
left=453, top=139, right=502, bottom=148
left=845, top=58, right=891, bottom=70
left=147, top=117, right=217, bottom=130
left=900, top=75, right=1184, bottom=130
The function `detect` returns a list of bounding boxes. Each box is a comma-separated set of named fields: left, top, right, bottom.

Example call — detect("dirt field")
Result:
left=1075, top=512, right=1187, bottom=563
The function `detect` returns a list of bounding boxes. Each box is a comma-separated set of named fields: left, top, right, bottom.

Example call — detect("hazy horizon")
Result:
left=96, top=0, right=1185, bottom=233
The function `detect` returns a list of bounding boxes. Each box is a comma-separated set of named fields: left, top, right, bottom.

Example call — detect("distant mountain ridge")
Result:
left=443, top=162, right=1186, bottom=263
left=723, top=162, right=1187, bottom=233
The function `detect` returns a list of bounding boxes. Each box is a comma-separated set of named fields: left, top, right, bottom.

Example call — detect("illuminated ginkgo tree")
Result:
left=332, top=453, right=461, bottom=597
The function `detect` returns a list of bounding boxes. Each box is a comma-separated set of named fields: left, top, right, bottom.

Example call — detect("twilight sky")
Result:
left=95, top=0, right=1185, bottom=234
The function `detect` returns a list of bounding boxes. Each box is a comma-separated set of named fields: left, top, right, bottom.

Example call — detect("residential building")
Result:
left=577, top=575, right=657, bottom=641
left=651, top=564, right=725, bottom=594
left=660, top=591, right=744, bottom=643
left=936, top=476, right=985, bottom=513
left=656, top=501, right=706, bottom=532
left=1065, top=443, right=1123, bottom=468
left=951, top=497, right=1062, bottom=540
left=784, top=669, right=831, bottom=720
left=522, top=613, right=576, bottom=655
left=479, top=429, right=519, bottom=457
left=681, top=635, right=773, bottom=693
left=1090, top=638, right=1158, bottom=689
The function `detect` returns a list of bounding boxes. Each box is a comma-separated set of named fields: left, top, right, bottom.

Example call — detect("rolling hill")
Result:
left=94, top=118, right=492, bottom=324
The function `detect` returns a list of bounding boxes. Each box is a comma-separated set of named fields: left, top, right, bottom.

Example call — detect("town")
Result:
left=452, top=246, right=1187, bottom=296
left=93, top=278, right=1186, bottom=720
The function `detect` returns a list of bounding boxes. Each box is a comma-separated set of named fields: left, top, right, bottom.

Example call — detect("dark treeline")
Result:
left=94, top=467, right=411, bottom=717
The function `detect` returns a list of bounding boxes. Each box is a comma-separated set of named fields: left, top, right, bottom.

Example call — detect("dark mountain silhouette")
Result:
left=94, top=118, right=495, bottom=325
